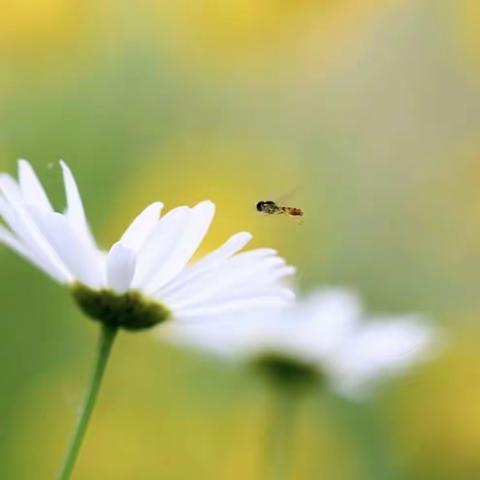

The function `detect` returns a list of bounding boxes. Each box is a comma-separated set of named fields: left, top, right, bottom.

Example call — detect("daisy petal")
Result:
left=293, top=289, right=362, bottom=354
left=174, top=295, right=291, bottom=318
left=171, top=286, right=294, bottom=311
left=0, top=222, right=69, bottom=283
left=120, top=202, right=163, bottom=252
left=60, top=160, right=96, bottom=247
left=0, top=174, right=21, bottom=202
left=143, top=201, right=215, bottom=292
left=229, top=248, right=278, bottom=263
left=133, top=205, right=190, bottom=287
left=195, top=267, right=296, bottom=303
left=0, top=224, right=49, bottom=273
left=161, top=255, right=287, bottom=309
left=0, top=199, right=72, bottom=283
left=159, top=231, right=252, bottom=297
left=336, top=318, right=432, bottom=381
left=106, top=242, right=136, bottom=293
left=18, top=160, right=53, bottom=210
left=28, top=208, right=102, bottom=288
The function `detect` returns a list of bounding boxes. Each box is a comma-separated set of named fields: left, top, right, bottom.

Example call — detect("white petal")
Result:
left=0, top=222, right=69, bottom=283
left=18, top=160, right=53, bottom=210
left=28, top=208, right=102, bottom=288
left=174, top=295, right=291, bottom=318
left=161, top=250, right=284, bottom=302
left=161, top=255, right=287, bottom=310
left=166, top=266, right=295, bottom=310
left=132, top=205, right=190, bottom=287
left=120, top=202, right=163, bottom=252
left=229, top=248, right=278, bottom=263
left=0, top=199, right=72, bottom=283
left=159, top=231, right=252, bottom=297
left=163, top=318, right=258, bottom=359
left=143, top=201, right=215, bottom=292
left=164, top=312, right=303, bottom=361
left=0, top=224, right=49, bottom=272
left=106, top=242, right=136, bottom=293
left=60, top=160, right=96, bottom=248
left=293, top=289, right=362, bottom=355
left=173, top=286, right=294, bottom=310
left=331, top=317, right=433, bottom=394
left=220, top=266, right=296, bottom=297
left=0, top=174, right=21, bottom=202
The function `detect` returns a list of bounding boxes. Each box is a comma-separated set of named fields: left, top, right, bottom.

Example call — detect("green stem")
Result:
left=323, top=394, right=401, bottom=480
left=58, top=324, right=118, bottom=480
left=265, top=386, right=301, bottom=480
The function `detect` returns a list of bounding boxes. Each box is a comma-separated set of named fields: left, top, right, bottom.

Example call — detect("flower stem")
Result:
left=58, top=324, right=118, bottom=480
left=265, top=386, right=301, bottom=480
left=323, top=394, right=403, bottom=480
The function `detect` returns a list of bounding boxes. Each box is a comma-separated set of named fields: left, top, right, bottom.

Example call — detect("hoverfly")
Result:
left=256, top=200, right=304, bottom=218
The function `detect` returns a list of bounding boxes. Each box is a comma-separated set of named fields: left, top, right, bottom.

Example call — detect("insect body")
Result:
left=256, top=200, right=303, bottom=218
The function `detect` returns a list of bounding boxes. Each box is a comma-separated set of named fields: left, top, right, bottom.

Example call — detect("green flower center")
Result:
left=71, top=283, right=171, bottom=331
left=250, top=352, right=321, bottom=390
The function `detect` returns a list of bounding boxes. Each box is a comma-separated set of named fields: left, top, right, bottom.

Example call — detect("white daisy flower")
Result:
left=0, top=160, right=295, bottom=330
left=164, top=288, right=435, bottom=398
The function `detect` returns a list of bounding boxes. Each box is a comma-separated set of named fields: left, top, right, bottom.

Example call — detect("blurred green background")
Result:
left=1, top=0, right=480, bottom=478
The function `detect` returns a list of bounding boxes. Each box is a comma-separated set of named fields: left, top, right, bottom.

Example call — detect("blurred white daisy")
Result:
left=164, top=289, right=435, bottom=398
left=0, top=160, right=295, bottom=329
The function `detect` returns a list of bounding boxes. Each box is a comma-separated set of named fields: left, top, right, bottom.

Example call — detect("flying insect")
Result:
left=256, top=200, right=303, bottom=218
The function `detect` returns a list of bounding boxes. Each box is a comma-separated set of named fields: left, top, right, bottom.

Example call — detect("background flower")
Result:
left=164, top=289, right=434, bottom=399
